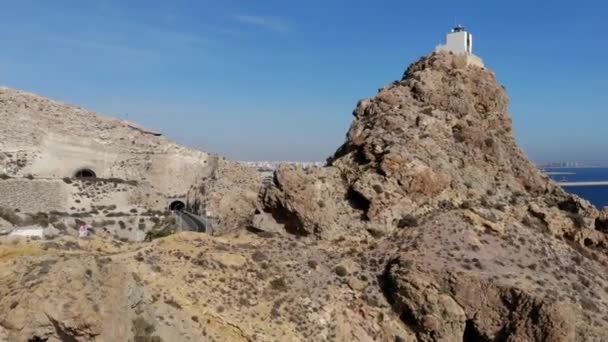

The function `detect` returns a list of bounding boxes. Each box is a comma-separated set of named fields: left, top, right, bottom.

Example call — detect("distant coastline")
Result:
left=538, top=163, right=603, bottom=169
left=544, top=167, right=608, bottom=208
left=541, top=166, right=604, bottom=169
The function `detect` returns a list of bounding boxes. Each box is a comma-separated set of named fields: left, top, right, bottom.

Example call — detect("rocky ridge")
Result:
left=0, top=87, right=182, bottom=153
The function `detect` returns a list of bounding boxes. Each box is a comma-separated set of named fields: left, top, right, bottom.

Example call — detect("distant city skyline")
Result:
left=0, top=1, right=606, bottom=163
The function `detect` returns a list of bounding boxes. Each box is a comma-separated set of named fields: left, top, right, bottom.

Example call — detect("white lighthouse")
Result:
left=435, top=25, right=484, bottom=67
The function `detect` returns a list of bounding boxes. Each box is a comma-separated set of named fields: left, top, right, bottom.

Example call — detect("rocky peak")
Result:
left=250, top=51, right=608, bottom=341
left=259, top=52, right=556, bottom=238
left=259, top=53, right=606, bottom=242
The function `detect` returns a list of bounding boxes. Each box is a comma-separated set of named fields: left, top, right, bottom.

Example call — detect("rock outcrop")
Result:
left=188, top=159, right=264, bottom=234
left=261, top=53, right=608, bottom=243
left=256, top=52, right=608, bottom=340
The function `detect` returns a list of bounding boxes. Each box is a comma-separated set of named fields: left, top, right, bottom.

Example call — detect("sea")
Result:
left=544, top=168, right=608, bottom=209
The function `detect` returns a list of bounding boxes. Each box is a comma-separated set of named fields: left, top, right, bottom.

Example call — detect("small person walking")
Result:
left=78, top=223, right=88, bottom=238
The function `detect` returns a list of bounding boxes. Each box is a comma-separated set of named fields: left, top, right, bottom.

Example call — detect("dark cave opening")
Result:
left=169, top=200, right=186, bottom=211
left=73, top=168, right=96, bottom=179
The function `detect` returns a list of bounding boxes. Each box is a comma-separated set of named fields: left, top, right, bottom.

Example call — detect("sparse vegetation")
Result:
left=144, top=227, right=175, bottom=242
left=251, top=251, right=268, bottom=262
left=460, top=201, right=472, bottom=209
left=132, top=317, right=163, bottom=342
left=106, top=212, right=128, bottom=217
left=335, top=265, right=348, bottom=277
left=396, top=215, right=418, bottom=228
left=566, top=213, right=586, bottom=229
left=0, top=206, right=22, bottom=225
left=92, top=220, right=116, bottom=228
left=270, top=278, right=288, bottom=292
left=79, top=177, right=139, bottom=186
left=53, top=222, right=68, bottom=231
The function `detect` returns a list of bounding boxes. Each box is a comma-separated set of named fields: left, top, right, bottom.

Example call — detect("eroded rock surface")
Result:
left=0, top=232, right=414, bottom=342
left=256, top=52, right=608, bottom=340
left=2, top=52, right=608, bottom=341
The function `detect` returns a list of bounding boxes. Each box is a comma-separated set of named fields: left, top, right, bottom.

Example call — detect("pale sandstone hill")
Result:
left=0, top=86, right=211, bottom=183
left=0, top=87, right=213, bottom=215
left=1, top=87, right=181, bottom=152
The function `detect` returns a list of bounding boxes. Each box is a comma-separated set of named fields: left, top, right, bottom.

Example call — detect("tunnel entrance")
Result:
left=74, top=168, right=96, bottom=179
left=169, top=200, right=186, bottom=211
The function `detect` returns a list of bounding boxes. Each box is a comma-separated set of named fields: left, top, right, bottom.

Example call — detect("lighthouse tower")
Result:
left=435, top=25, right=484, bottom=67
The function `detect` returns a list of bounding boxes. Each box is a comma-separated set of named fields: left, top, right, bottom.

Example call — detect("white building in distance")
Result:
left=436, top=25, right=484, bottom=67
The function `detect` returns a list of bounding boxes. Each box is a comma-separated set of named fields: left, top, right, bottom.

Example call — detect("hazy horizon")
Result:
left=0, top=0, right=606, bottom=163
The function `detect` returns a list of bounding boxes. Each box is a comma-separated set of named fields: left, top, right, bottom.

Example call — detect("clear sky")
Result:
left=0, top=0, right=605, bottom=163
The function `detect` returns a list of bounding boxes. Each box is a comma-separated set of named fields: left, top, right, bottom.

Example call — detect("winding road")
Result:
left=175, top=210, right=208, bottom=233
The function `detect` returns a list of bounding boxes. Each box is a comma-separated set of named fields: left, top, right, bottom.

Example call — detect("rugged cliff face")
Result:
left=256, top=52, right=608, bottom=340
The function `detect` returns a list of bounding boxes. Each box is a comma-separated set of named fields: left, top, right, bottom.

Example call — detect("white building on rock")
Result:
left=436, top=25, right=484, bottom=67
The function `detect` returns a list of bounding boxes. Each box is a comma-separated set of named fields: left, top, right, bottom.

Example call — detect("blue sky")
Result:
left=0, top=0, right=606, bottom=163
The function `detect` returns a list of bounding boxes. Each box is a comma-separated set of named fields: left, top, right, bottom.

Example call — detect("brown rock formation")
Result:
left=261, top=53, right=607, bottom=243
left=257, top=52, right=608, bottom=340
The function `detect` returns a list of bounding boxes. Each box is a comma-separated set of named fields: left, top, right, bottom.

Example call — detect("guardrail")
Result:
left=174, top=210, right=214, bottom=234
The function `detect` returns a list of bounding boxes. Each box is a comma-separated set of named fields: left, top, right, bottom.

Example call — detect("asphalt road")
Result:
left=176, top=210, right=207, bottom=232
